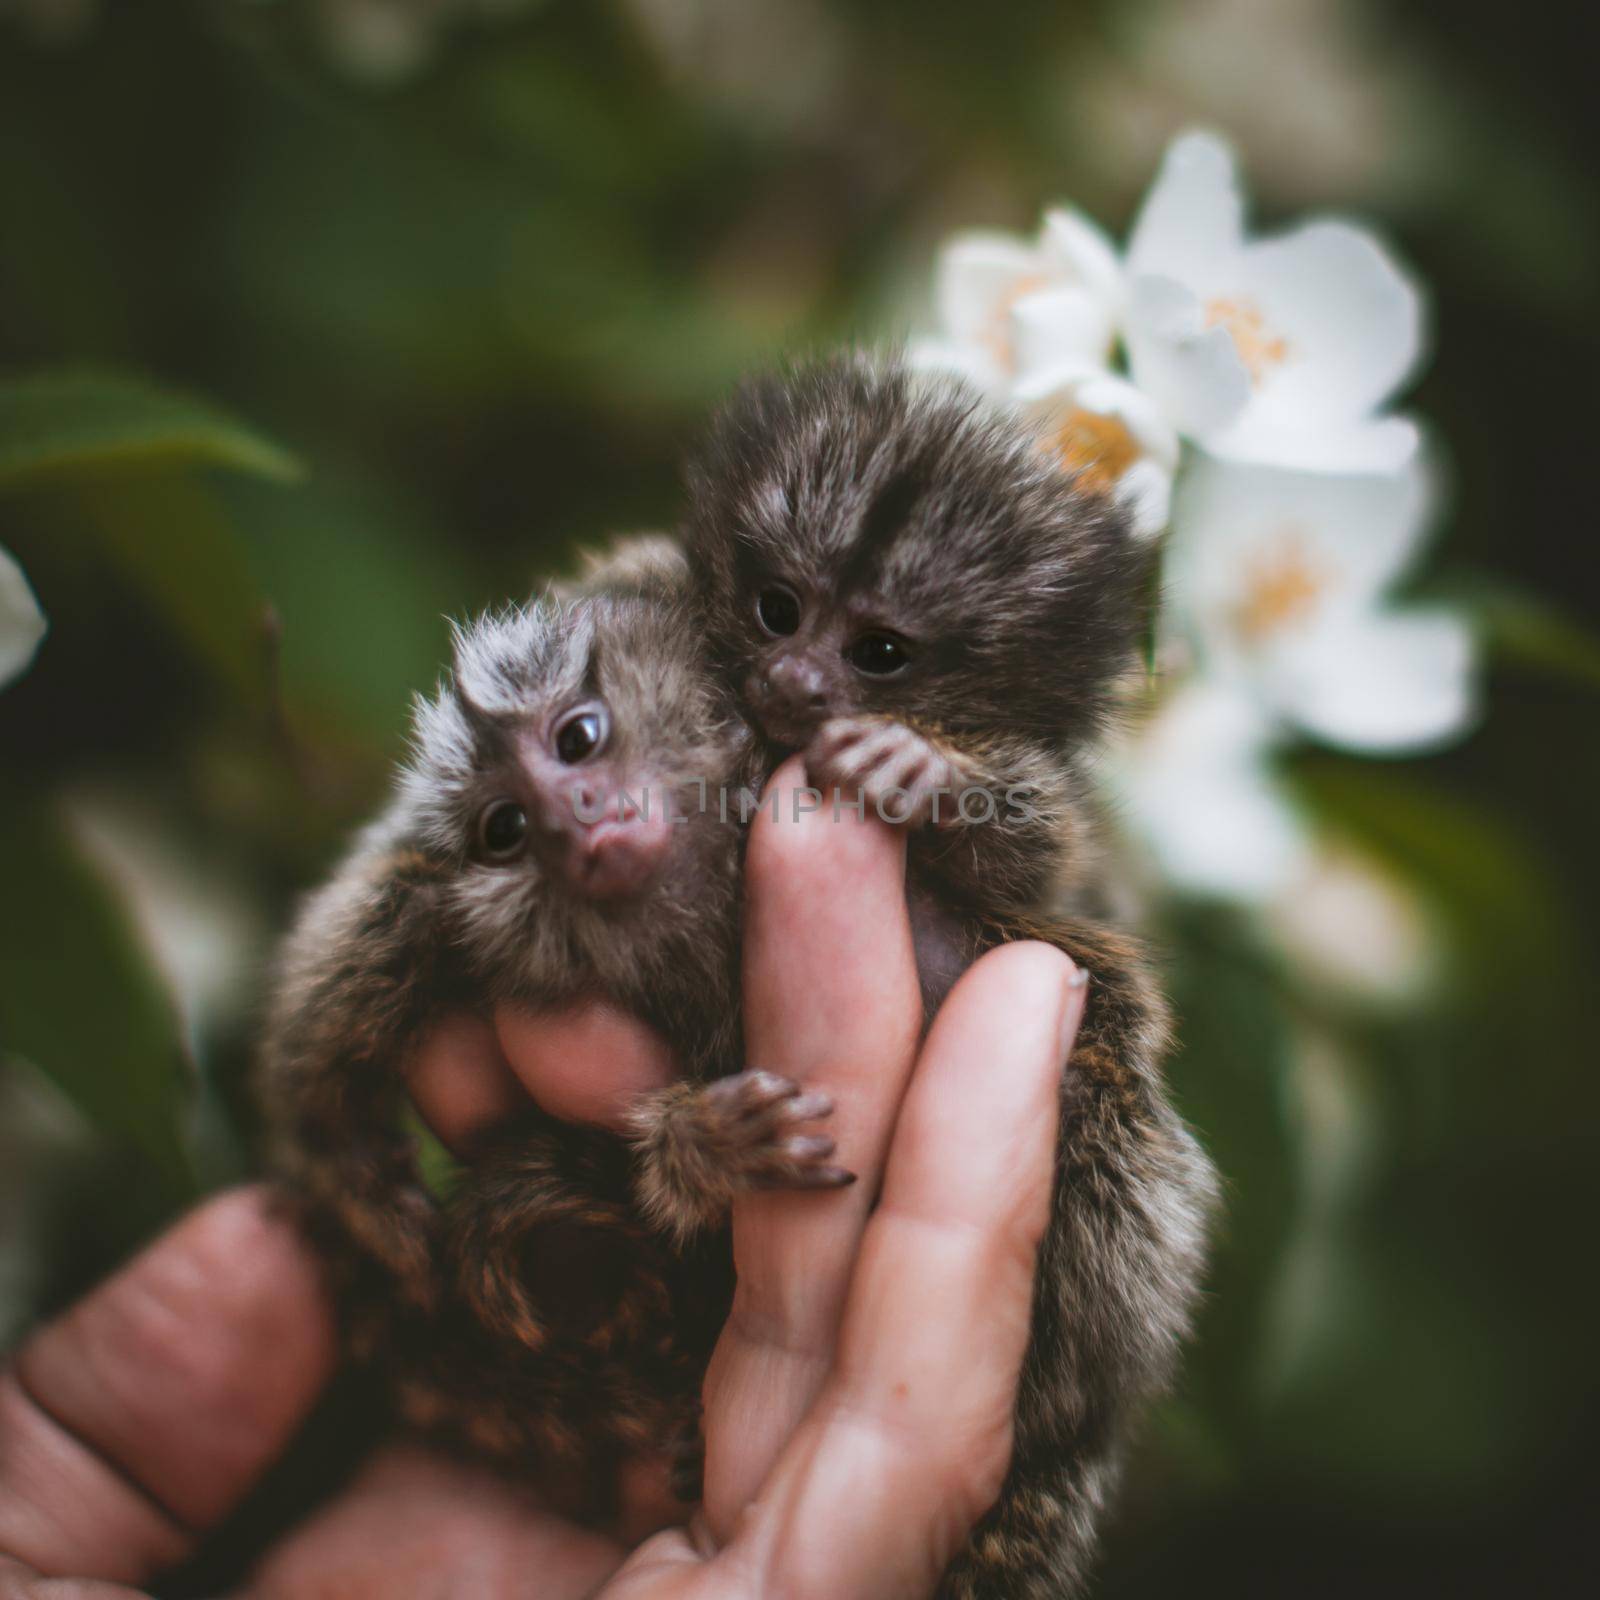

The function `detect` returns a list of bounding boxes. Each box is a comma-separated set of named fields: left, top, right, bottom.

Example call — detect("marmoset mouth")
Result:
left=752, top=710, right=824, bottom=750
left=560, top=812, right=673, bottom=900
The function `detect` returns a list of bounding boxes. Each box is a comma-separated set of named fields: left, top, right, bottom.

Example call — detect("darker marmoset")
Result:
left=260, top=354, right=1218, bottom=1596
left=680, top=355, right=1220, bottom=1599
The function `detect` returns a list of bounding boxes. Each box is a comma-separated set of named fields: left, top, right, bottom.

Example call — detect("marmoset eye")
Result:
left=554, top=707, right=607, bottom=765
left=756, top=585, right=802, bottom=637
left=847, top=630, right=912, bottom=676
left=476, top=800, right=528, bottom=861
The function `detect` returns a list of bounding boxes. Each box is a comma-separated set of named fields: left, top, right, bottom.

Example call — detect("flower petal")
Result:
left=1125, top=130, right=1426, bottom=455
left=922, top=208, right=1127, bottom=397
left=1014, top=368, right=1178, bottom=536
left=1265, top=846, right=1441, bottom=1006
left=1116, top=459, right=1175, bottom=540
left=1125, top=274, right=1253, bottom=439
left=1270, top=607, right=1478, bottom=753
left=905, top=334, right=1004, bottom=392
left=1113, top=678, right=1311, bottom=901
left=934, top=231, right=1045, bottom=343
left=1040, top=207, right=1126, bottom=315
left=1165, top=452, right=1436, bottom=659
left=1127, top=129, right=1246, bottom=284
left=1, top=543, right=48, bottom=689
left=1068, top=372, right=1181, bottom=468
left=1220, top=218, right=1425, bottom=431
left=1209, top=412, right=1422, bottom=474
left=1011, top=285, right=1117, bottom=377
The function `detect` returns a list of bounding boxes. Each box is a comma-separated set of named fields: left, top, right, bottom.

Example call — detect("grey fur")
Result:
left=259, top=586, right=817, bottom=1506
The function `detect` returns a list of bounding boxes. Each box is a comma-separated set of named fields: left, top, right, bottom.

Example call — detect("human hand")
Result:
left=0, top=757, right=1085, bottom=1596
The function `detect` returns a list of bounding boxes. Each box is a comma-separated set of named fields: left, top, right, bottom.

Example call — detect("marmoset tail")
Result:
left=259, top=578, right=846, bottom=1510
left=680, top=353, right=1221, bottom=1599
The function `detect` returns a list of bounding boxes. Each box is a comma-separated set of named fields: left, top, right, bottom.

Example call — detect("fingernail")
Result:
left=785, top=1134, right=836, bottom=1160
left=1059, top=962, right=1089, bottom=1059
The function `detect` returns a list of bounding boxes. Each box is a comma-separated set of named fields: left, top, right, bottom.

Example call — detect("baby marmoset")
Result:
left=262, top=353, right=1217, bottom=1597
left=259, top=577, right=850, bottom=1510
left=679, top=355, right=1220, bottom=1600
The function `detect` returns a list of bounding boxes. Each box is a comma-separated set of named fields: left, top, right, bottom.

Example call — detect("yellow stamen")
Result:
left=1233, top=530, right=1329, bottom=642
left=1205, top=295, right=1290, bottom=385
left=1045, top=407, right=1140, bottom=495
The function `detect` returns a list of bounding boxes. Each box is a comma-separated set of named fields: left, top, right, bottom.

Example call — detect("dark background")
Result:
left=2, top=1, right=1597, bottom=1592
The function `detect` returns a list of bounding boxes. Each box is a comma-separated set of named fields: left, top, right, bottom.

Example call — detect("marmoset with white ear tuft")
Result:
left=259, top=571, right=850, bottom=1515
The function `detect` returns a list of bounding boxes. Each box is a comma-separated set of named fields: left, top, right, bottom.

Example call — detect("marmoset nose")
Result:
left=765, top=653, right=829, bottom=715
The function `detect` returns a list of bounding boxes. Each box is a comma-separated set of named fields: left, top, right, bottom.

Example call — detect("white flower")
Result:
left=1015, top=366, right=1179, bottom=539
left=1165, top=451, right=1476, bottom=754
left=911, top=209, right=1124, bottom=393
left=1125, top=130, right=1424, bottom=471
left=1110, top=678, right=1312, bottom=901
left=1264, top=844, right=1442, bottom=1006
left=0, top=545, right=47, bottom=690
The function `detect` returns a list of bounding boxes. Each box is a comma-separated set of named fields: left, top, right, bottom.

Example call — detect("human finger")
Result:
left=699, top=756, right=923, bottom=1541
left=245, top=1446, right=623, bottom=1599
left=496, top=1000, right=680, bottom=1134
left=0, top=1188, right=335, bottom=1585
left=738, top=943, right=1083, bottom=1599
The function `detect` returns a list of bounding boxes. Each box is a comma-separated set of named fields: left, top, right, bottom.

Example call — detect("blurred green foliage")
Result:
left=2, top=1, right=1597, bottom=1592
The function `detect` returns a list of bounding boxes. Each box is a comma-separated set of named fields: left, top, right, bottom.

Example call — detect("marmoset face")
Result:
left=402, top=594, right=741, bottom=908
left=682, top=355, right=1147, bottom=754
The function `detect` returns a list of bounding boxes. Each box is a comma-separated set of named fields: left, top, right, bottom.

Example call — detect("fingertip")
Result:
left=944, top=938, right=1087, bottom=1069
left=741, top=749, right=918, bottom=1072
left=882, top=942, right=1077, bottom=1232
left=772, top=751, right=809, bottom=791
left=405, top=1011, right=528, bottom=1155
left=186, top=1184, right=338, bottom=1330
left=743, top=756, right=905, bottom=917
left=494, top=1000, right=680, bottom=1132
left=961, top=936, right=1078, bottom=1000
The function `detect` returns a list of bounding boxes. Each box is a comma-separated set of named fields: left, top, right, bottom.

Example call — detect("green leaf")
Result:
left=0, top=369, right=301, bottom=489
left=219, top=470, right=480, bottom=748
left=0, top=800, right=197, bottom=1207
left=71, top=469, right=276, bottom=707
left=1481, top=591, right=1600, bottom=691
left=1429, top=573, right=1600, bottom=692
left=402, top=1104, right=465, bottom=1206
